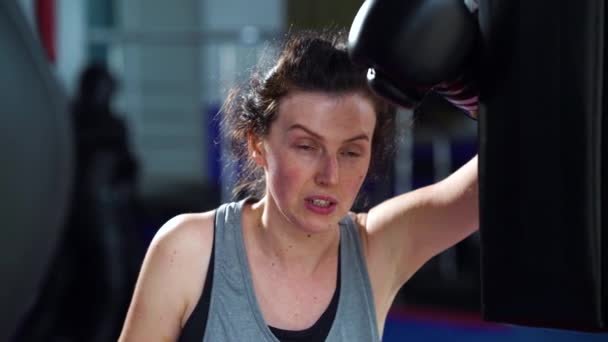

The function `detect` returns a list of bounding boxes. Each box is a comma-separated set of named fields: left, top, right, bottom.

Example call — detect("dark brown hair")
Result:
left=221, top=29, right=396, bottom=199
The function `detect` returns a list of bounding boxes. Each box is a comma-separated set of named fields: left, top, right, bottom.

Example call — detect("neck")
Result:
left=247, top=196, right=340, bottom=276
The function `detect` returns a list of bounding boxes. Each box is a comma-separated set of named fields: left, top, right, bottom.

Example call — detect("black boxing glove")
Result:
left=348, top=0, right=480, bottom=119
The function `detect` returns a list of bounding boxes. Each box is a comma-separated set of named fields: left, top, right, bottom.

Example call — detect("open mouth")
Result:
left=305, top=196, right=338, bottom=214
left=309, top=198, right=333, bottom=207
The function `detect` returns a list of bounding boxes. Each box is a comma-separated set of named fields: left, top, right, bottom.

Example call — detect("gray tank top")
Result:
left=203, top=199, right=379, bottom=341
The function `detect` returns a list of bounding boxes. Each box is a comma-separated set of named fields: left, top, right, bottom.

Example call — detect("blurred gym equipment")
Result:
left=0, top=1, right=73, bottom=340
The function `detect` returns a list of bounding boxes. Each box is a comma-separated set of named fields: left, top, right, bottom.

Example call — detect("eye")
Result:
left=297, top=144, right=315, bottom=151
left=341, top=150, right=362, bottom=158
left=292, top=138, right=319, bottom=152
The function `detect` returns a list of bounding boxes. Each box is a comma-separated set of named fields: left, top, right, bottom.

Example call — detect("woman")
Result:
left=119, top=30, right=478, bottom=341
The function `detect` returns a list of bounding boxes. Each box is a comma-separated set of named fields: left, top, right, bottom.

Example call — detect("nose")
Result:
left=315, top=153, right=339, bottom=186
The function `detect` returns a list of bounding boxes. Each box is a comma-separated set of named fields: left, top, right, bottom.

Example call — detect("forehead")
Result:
left=274, top=91, right=377, bottom=138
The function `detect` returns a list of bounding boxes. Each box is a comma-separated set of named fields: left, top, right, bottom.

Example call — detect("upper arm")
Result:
left=119, top=212, right=215, bottom=342
left=362, top=156, right=479, bottom=293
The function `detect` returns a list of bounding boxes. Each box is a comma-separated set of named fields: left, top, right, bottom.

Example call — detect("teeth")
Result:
left=312, top=199, right=330, bottom=207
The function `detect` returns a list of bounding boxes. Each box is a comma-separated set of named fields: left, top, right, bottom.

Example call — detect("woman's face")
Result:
left=255, top=90, right=376, bottom=234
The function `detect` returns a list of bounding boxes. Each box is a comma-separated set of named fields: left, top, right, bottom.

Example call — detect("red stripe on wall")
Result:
left=35, top=0, right=56, bottom=63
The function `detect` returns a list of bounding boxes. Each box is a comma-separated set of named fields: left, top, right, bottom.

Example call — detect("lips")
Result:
left=304, top=195, right=338, bottom=215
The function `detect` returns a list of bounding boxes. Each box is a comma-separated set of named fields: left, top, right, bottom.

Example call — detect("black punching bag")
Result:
left=478, top=0, right=607, bottom=331
left=0, top=1, right=73, bottom=340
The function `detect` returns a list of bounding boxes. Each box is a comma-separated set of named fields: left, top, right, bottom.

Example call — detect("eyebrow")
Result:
left=287, top=124, right=370, bottom=143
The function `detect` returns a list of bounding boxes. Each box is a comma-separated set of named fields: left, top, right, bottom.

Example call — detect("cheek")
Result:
left=341, top=161, right=370, bottom=193
left=348, top=171, right=367, bottom=190
left=266, top=149, right=308, bottom=194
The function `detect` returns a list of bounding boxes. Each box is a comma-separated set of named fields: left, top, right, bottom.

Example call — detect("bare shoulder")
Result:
left=153, top=211, right=216, bottom=255
left=119, top=210, right=216, bottom=341
left=148, top=210, right=216, bottom=321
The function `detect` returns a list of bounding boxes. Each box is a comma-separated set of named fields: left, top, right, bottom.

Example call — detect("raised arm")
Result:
left=119, top=212, right=214, bottom=341
left=360, top=155, right=478, bottom=295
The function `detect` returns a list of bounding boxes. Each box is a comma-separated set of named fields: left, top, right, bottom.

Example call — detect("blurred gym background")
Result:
left=2, top=0, right=606, bottom=341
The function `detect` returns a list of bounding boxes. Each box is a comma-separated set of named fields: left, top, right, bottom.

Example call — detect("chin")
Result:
left=296, top=213, right=343, bottom=235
